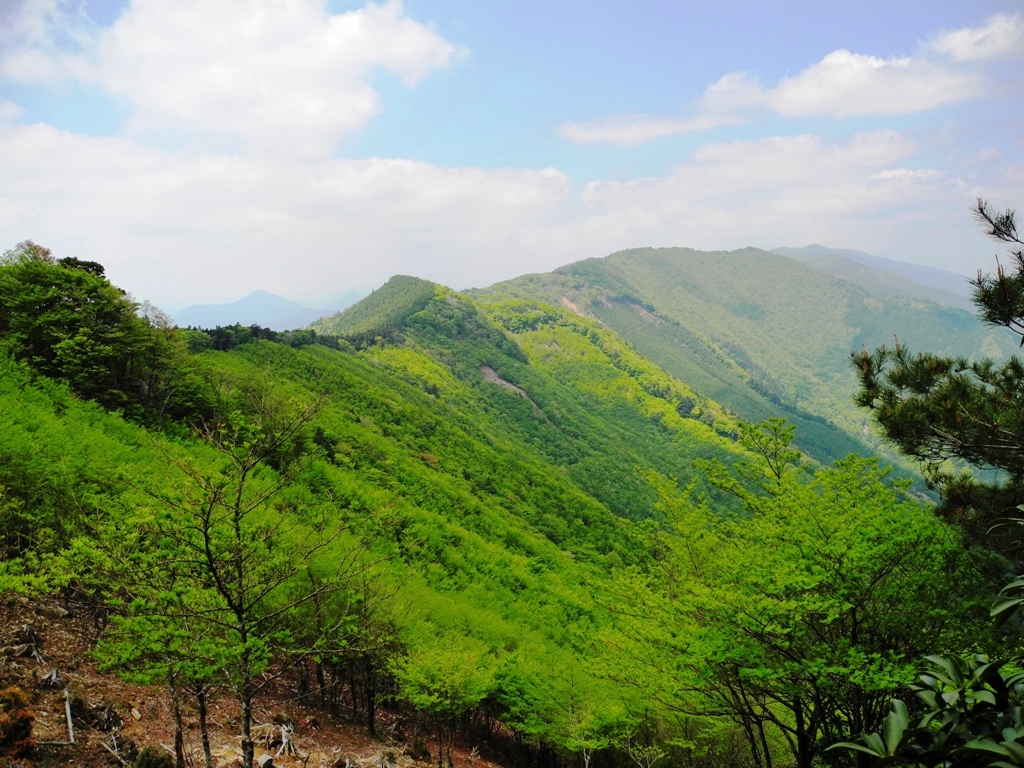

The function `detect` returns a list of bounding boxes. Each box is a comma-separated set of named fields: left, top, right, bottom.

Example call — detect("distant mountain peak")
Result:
left=173, top=289, right=363, bottom=331
left=312, top=275, right=438, bottom=337
left=770, top=245, right=972, bottom=308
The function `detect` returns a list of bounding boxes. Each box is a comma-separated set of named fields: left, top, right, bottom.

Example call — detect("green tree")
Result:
left=90, top=385, right=361, bottom=768
left=393, top=630, right=498, bottom=768
left=498, top=649, right=626, bottom=768
left=852, top=200, right=1024, bottom=558
left=0, top=241, right=206, bottom=424
left=619, top=422, right=992, bottom=768
left=0, top=241, right=148, bottom=406
left=832, top=202, right=1024, bottom=767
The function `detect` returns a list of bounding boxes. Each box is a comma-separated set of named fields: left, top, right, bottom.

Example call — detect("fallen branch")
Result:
left=101, top=739, right=132, bottom=767
left=64, top=688, right=75, bottom=744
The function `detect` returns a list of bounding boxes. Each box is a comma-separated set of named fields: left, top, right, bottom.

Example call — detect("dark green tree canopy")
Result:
left=852, top=200, right=1024, bottom=555
left=0, top=241, right=143, bottom=401
left=0, top=240, right=207, bottom=422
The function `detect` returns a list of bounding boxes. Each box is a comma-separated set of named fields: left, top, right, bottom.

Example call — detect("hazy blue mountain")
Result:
left=318, top=291, right=366, bottom=315
left=772, top=245, right=973, bottom=306
left=173, top=289, right=363, bottom=331
left=795, top=253, right=975, bottom=312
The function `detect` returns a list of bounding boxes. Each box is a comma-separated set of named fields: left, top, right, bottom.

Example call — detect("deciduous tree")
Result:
left=92, top=383, right=367, bottom=768
left=618, top=422, right=992, bottom=768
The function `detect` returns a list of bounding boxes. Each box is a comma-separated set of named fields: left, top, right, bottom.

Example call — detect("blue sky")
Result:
left=1, top=0, right=1021, bottom=309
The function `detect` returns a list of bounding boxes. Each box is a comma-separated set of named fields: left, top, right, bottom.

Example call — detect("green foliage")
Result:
left=135, top=746, right=175, bottom=768
left=0, top=351, right=144, bottom=562
left=0, top=313, right=646, bottom=760
left=498, top=649, right=628, bottom=766
left=313, top=275, right=437, bottom=338
left=91, top=389, right=349, bottom=768
left=182, top=322, right=347, bottom=352
left=853, top=200, right=1024, bottom=559
left=0, top=241, right=147, bottom=404
left=0, top=241, right=209, bottom=425
left=972, top=201, right=1024, bottom=334
left=832, top=655, right=1024, bottom=767
left=617, top=422, right=994, bottom=768
left=393, top=632, right=497, bottom=718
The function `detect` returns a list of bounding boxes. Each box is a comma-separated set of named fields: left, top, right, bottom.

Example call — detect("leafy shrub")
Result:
left=135, top=745, right=174, bottom=768
left=0, top=686, right=34, bottom=757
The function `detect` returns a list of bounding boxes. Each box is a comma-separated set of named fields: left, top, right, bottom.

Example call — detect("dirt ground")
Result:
left=0, top=594, right=510, bottom=768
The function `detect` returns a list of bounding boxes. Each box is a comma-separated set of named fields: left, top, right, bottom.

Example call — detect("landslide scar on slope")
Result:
left=560, top=296, right=585, bottom=316
left=480, top=365, right=539, bottom=410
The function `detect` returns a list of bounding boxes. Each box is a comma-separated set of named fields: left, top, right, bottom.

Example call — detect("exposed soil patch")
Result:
left=558, top=297, right=584, bottom=317
left=479, top=367, right=537, bottom=410
left=0, top=595, right=513, bottom=768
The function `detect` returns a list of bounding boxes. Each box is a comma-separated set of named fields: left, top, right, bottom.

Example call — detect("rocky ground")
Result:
left=0, top=594, right=508, bottom=768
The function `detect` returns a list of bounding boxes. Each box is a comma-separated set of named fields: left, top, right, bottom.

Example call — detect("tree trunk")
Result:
left=240, top=648, right=255, bottom=768
left=794, top=699, right=811, bottom=768
left=168, top=671, right=186, bottom=768
left=350, top=666, right=358, bottom=719
left=241, top=691, right=254, bottom=768
left=365, top=664, right=377, bottom=736
left=197, top=685, right=214, bottom=768
left=316, top=661, right=327, bottom=710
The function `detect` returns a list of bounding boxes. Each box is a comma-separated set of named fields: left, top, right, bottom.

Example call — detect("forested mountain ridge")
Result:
left=1, top=246, right=757, bottom=766
left=313, top=275, right=748, bottom=520
left=469, top=246, right=1016, bottom=467
left=0, top=242, right=1014, bottom=768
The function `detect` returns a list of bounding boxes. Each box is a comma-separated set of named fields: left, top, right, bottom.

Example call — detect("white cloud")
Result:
left=532, top=131, right=967, bottom=262
left=766, top=50, right=976, bottom=117
left=0, top=4, right=1011, bottom=298
left=870, top=168, right=943, bottom=181
left=561, top=14, right=1016, bottom=146
left=697, top=71, right=765, bottom=113
left=0, top=102, right=24, bottom=123
left=703, top=49, right=977, bottom=119
left=0, top=122, right=998, bottom=303
left=559, top=47, right=975, bottom=147
left=926, top=12, right=1024, bottom=61
left=558, top=113, right=740, bottom=145
left=0, top=123, right=569, bottom=305
left=0, top=0, right=97, bottom=82
left=1, top=0, right=461, bottom=156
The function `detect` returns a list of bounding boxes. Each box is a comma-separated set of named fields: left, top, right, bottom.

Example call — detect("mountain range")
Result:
left=308, top=245, right=1006, bottom=471
left=772, top=244, right=976, bottom=311
left=1, top=240, right=1013, bottom=768
left=172, top=289, right=365, bottom=331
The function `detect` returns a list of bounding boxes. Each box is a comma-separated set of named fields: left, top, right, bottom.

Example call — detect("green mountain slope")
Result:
left=0, top=340, right=640, bottom=751
left=469, top=247, right=1016, bottom=466
left=314, top=274, right=437, bottom=339
left=3, top=259, right=755, bottom=756
left=315, top=281, right=749, bottom=521
left=3, top=249, right=1006, bottom=768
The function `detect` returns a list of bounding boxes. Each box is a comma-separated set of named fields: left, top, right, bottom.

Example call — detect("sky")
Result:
left=0, top=0, right=1022, bottom=311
